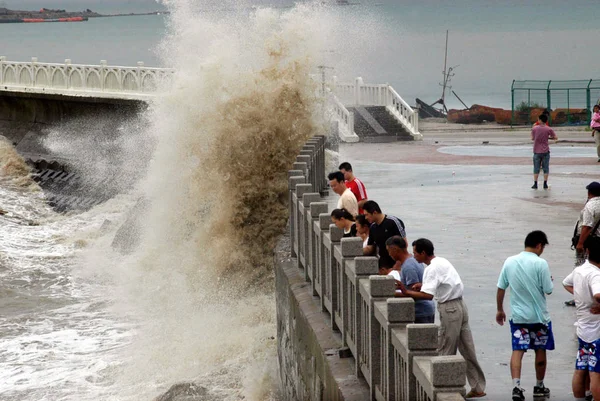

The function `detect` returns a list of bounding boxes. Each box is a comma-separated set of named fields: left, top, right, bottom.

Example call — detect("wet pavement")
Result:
left=333, top=124, right=599, bottom=400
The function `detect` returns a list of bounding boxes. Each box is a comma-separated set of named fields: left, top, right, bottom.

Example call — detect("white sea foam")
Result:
left=0, top=1, right=343, bottom=400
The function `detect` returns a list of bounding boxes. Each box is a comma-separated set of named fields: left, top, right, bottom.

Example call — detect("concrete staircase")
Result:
left=347, top=106, right=413, bottom=142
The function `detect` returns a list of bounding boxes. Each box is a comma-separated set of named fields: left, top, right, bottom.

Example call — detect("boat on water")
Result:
left=0, top=16, right=88, bottom=23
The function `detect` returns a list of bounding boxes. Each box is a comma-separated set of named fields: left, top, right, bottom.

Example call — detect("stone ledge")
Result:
left=276, top=246, right=370, bottom=401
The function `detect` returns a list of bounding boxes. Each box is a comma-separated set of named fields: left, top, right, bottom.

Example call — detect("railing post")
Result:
left=295, top=183, right=313, bottom=272
left=344, top=256, right=379, bottom=377
left=354, top=76, right=364, bottom=105
left=373, top=297, right=415, bottom=401
left=300, top=192, right=321, bottom=278
left=0, top=56, right=6, bottom=85
left=288, top=173, right=305, bottom=258
left=64, top=59, right=72, bottom=90
left=296, top=154, right=312, bottom=191
left=413, top=355, right=467, bottom=399
left=358, top=275, right=396, bottom=399
left=30, top=57, right=38, bottom=87
left=308, top=202, right=328, bottom=296
left=137, top=61, right=144, bottom=92
left=392, top=323, right=439, bottom=401
left=337, top=237, right=363, bottom=346
left=100, top=60, right=107, bottom=92
left=292, top=160, right=308, bottom=182
left=316, top=212, right=332, bottom=311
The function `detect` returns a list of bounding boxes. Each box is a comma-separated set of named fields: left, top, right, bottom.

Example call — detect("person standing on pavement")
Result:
left=328, top=171, right=358, bottom=217
left=574, top=182, right=600, bottom=267
left=563, top=236, right=600, bottom=401
left=496, top=231, right=554, bottom=401
left=590, top=105, right=600, bottom=162
left=386, top=236, right=436, bottom=323
left=362, top=200, right=407, bottom=269
left=339, top=162, right=369, bottom=214
left=531, top=113, right=558, bottom=190
left=398, top=238, right=487, bottom=399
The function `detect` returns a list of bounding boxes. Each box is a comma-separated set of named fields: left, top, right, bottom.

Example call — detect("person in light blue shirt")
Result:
left=496, top=231, right=554, bottom=401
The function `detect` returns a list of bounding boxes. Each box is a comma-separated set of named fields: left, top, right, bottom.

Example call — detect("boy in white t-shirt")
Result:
left=563, top=236, right=600, bottom=401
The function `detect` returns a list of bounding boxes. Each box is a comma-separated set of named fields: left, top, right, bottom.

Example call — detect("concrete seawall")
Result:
left=276, top=235, right=370, bottom=401
left=0, top=90, right=145, bottom=124
left=0, top=90, right=146, bottom=157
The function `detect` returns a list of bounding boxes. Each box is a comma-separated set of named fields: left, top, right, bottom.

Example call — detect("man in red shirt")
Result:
left=339, top=162, right=368, bottom=214
left=531, top=114, right=558, bottom=190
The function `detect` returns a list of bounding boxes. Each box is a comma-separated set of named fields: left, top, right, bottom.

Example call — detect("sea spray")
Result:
left=91, top=2, right=335, bottom=399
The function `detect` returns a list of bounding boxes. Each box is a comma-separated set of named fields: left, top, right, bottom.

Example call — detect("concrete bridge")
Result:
left=0, top=57, right=421, bottom=142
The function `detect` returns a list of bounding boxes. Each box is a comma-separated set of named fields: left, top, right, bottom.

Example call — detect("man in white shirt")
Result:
left=398, top=238, right=486, bottom=399
left=563, top=236, right=600, bottom=401
left=328, top=171, right=358, bottom=217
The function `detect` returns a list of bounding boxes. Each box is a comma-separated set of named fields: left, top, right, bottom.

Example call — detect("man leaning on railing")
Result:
left=398, top=238, right=487, bottom=399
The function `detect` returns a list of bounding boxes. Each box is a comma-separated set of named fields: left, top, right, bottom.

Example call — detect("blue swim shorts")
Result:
left=576, top=338, right=600, bottom=373
left=533, top=152, right=550, bottom=174
left=510, top=320, right=555, bottom=351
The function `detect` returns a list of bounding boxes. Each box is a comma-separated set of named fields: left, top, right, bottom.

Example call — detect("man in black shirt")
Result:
left=363, top=200, right=407, bottom=269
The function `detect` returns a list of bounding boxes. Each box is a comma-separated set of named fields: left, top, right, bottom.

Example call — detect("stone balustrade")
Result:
left=283, top=138, right=466, bottom=400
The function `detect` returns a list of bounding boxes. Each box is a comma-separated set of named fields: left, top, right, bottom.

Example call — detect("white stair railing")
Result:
left=326, top=89, right=359, bottom=143
left=331, top=76, right=422, bottom=140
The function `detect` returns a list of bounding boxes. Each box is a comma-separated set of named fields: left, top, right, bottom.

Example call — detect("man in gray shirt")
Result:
left=386, top=236, right=435, bottom=323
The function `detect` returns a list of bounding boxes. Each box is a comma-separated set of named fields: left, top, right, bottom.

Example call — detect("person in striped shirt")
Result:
left=339, top=162, right=368, bottom=214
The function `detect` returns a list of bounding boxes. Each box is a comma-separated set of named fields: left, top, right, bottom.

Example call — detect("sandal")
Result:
left=465, top=389, right=486, bottom=398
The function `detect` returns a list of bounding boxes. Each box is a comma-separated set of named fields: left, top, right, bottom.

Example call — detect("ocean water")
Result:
left=0, top=2, right=598, bottom=401
left=1, top=0, right=599, bottom=108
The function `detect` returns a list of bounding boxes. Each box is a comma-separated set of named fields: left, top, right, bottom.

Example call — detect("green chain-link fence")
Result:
left=511, top=79, right=600, bottom=126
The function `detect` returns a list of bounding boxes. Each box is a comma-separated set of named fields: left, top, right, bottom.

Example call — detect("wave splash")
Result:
left=92, top=2, right=332, bottom=400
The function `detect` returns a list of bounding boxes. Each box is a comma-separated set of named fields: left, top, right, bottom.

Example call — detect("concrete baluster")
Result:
left=391, top=323, right=439, bottom=401
left=308, top=202, right=328, bottom=294
left=413, top=355, right=466, bottom=400
left=298, top=148, right=315, bottom=191
left=335, top=237, right=363, bottom=346
left=299, top=193, right=321, bottom=277
left=288, top=173, right=305, bottom=258
left=344, top=256, right=378, bottom=376
left=373, top=298, right=415, bottom=401
left=357, top=275, right=396, bottom=399
left=323, top=223, right=343, bottom=326
left=30, top=57, right=38, bottom=87
left=0, top=56, right=5, bottom=85
left=296, top=155, right=311, bottom=189
left=295, top=183, right=313, bottom=272
left=136, top=61, right=144, bottom=92
left=315, top=212, right=332, bottom=309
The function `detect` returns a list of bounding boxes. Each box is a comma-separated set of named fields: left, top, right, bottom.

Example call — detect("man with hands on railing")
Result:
left=385, top=235, right=435, bottom=323
left=397, top=238, right=487, bottom=399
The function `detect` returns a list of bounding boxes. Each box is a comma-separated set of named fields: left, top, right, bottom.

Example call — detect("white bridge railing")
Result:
left=328, top=76, right=421, bottom=141
left=0, top=58, right=420, bottom=141
left=0, top=57, right=173, bottom=99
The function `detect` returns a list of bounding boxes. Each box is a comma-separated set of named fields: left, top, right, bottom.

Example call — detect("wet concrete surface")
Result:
left=333, top=127, right=599, bottom=400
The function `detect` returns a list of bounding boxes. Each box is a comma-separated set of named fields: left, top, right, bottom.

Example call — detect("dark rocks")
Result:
left=153, top=383, right=212, bottom=401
